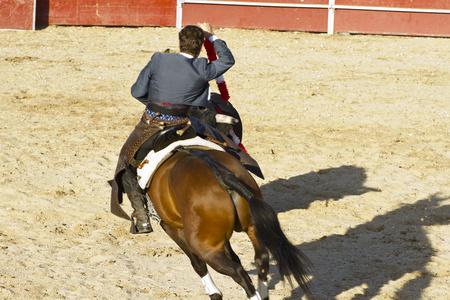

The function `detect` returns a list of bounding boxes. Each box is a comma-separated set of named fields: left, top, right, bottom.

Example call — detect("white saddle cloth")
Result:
left=137, top=136, right=225, bottom=189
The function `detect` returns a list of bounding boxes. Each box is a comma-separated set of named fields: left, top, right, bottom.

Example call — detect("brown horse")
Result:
left=146, top=148, right=315, bottom=300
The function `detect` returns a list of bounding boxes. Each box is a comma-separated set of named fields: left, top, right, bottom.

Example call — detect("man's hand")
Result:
left=198, top=22, right=214, bottom=39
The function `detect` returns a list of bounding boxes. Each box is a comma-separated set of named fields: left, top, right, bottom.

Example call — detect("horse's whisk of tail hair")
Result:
left=221, top=173, right=316, bottom=299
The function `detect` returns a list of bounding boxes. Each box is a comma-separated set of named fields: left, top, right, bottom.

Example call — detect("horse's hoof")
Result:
left=137, top=223, right=153, bottom=234
left=209, top=293, right=223, bottom=300
left=131, top=220, right=153, bottom=234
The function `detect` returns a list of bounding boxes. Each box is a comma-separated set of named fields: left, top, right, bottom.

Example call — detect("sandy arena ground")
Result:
left=1, top=25, right=449, bottom=299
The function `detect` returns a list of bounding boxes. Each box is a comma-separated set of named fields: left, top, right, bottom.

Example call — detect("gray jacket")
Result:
left=131, top=38, right=235, bottom=108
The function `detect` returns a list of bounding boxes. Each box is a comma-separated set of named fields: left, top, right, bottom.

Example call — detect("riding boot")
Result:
left=122, top=160, right=153, bottom=234
left=127, top=189, right=153, bottom=234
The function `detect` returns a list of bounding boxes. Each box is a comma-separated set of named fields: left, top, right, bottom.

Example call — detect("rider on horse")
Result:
left=111, top=23, right=235, bottom=234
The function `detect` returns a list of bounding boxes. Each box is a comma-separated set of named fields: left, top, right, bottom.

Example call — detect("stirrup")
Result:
left=146, top=194, right=162, bottom=224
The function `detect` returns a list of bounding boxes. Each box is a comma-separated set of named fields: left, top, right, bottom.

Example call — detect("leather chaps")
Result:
left=110, top=112, right=189, bottom=220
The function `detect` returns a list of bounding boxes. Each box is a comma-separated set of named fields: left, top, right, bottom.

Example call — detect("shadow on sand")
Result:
left=261, top=165, right=379, bottom=213
left=256, top=166, right=449, bottom=299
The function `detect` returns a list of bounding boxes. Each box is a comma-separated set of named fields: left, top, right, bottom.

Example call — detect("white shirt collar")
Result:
left=180, top=52, right=194, bottom=59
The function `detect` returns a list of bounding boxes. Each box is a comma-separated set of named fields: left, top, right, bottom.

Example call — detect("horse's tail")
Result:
left=221, top=173, right=316, bottom=299
left=249, top=196, right=316, bottom=297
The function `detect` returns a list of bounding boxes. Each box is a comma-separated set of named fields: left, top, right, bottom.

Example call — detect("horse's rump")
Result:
left=148, top=149, right=256, bottom=233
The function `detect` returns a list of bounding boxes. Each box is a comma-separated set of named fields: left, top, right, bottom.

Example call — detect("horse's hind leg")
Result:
left=224, top=241, right=241, bottom=264
left=160, top=223, right=223, bottom=299
left=224, top=241, right=267, bottom=299
left=202, top=249, right=260, bottom=300
left=248, top=225, right=270, bottom=300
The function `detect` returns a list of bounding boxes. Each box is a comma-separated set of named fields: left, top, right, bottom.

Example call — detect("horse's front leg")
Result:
left=160, top=222, right=223, bottom=299
left=200, top=272, right=223, bottom=300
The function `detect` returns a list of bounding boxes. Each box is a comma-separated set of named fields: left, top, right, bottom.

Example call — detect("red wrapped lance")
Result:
left=203, top=38, right=230, bottom=102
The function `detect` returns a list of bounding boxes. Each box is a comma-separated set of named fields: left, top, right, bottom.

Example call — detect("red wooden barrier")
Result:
left=334, top=0, right=450, bottom=36
left=335, top=10, right=450, bottom=37
left=182, top=4, right=328, bottom=32
left=2, top=0, right=450, bottom=37
left=37, top=0, right=175, bottom=27
left=0, top=0, right=35, bottom=30
left=180, top=0, right=450, bottom=37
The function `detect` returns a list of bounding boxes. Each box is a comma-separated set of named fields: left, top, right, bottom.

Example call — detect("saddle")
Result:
left=152, top=123, right=197, bottom=152
left=136, top=136, right=225, bottom=189
left=136, top=118, right=264, bottom=189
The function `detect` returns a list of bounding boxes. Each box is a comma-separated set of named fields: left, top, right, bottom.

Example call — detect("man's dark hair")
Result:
left=179, top=25, right=205, bottom=57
